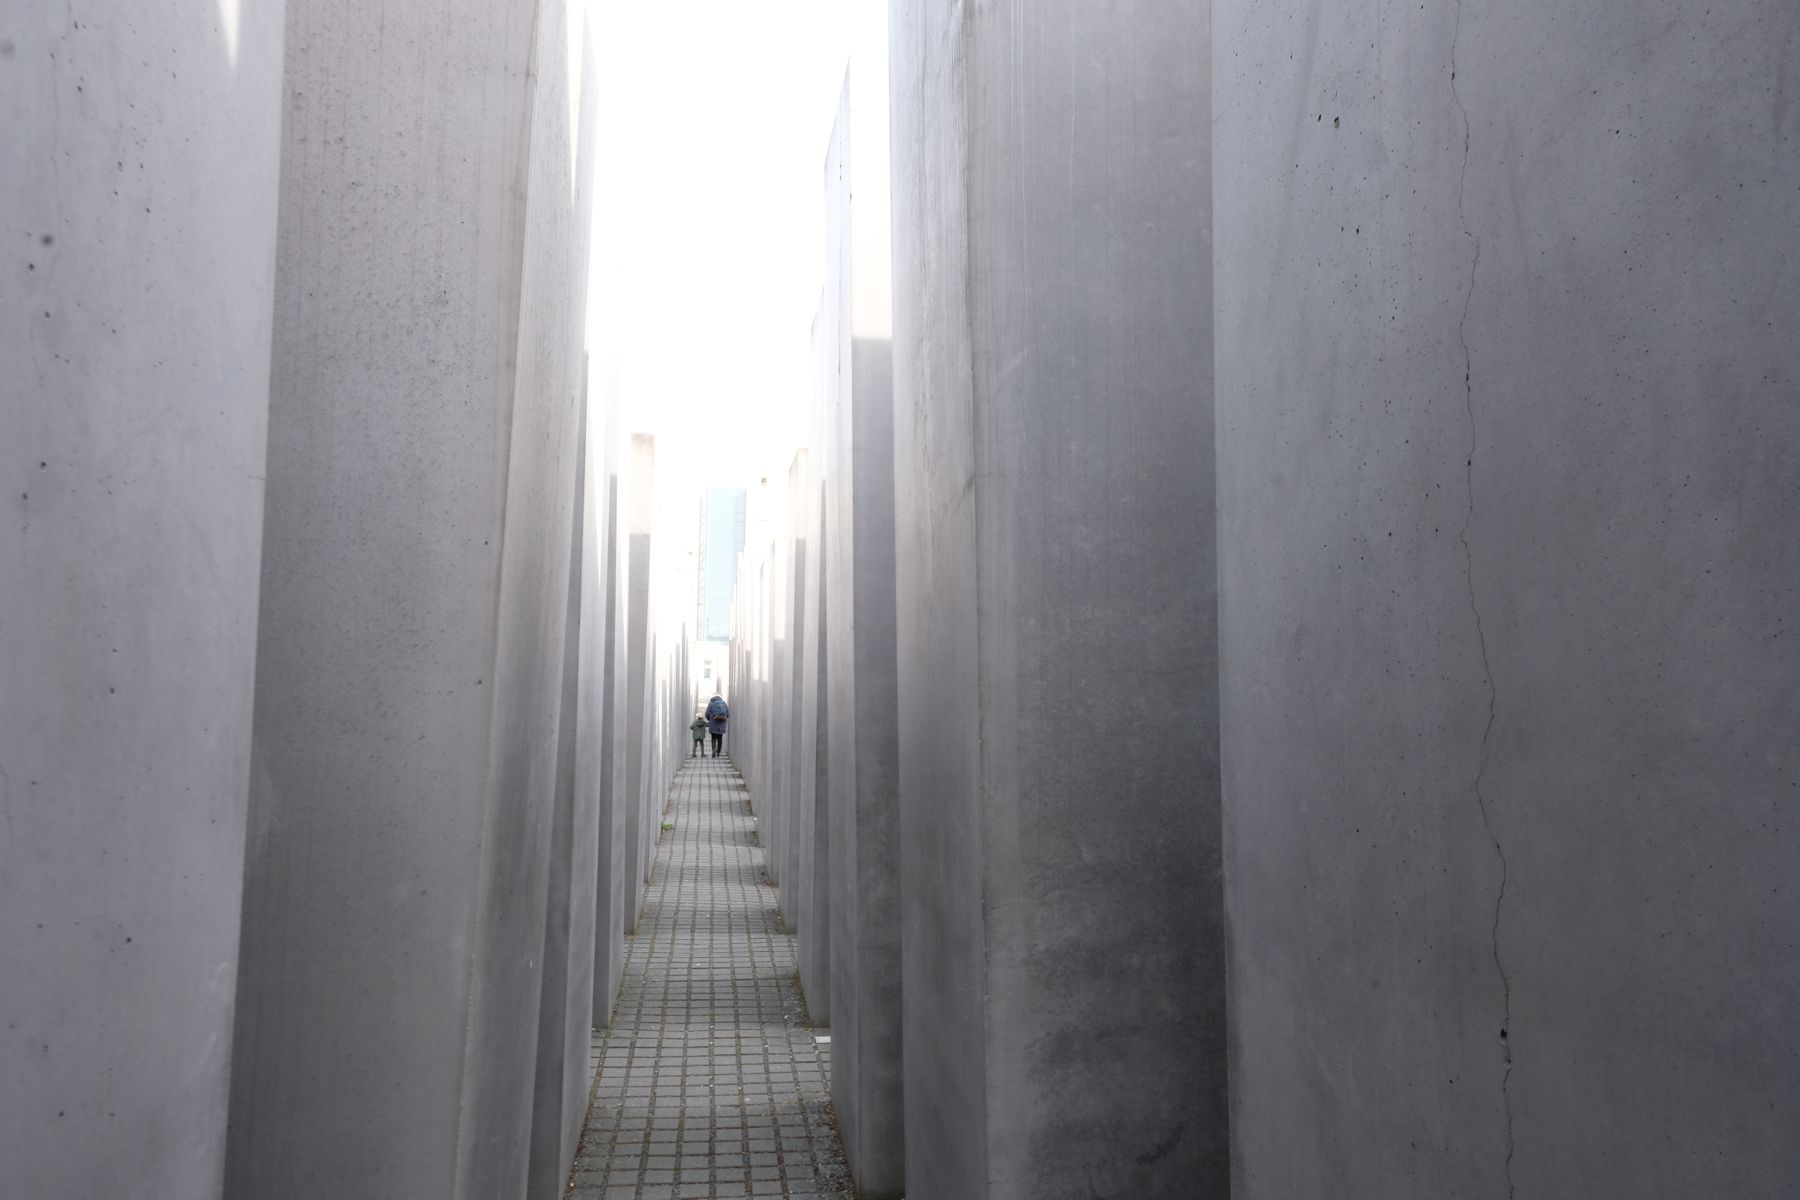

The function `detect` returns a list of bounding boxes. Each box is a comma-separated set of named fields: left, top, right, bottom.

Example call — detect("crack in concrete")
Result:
left=1450, top=4, right=1516, bottom=1197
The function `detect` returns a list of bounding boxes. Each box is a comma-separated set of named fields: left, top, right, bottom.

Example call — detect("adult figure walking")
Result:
left=705, top=694, right=729, bottom=758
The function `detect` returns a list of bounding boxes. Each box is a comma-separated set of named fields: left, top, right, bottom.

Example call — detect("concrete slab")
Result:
left=815, top=79, right=904, bottom=1194
left=528, top=31, right=603, bottom=1190
left=621, top=435, right=656, bottom=933
left=591, top=385, right=628, bottom=1026
left=768, top=635, right=789, bottom=889
left=451, top=12, right=585, bottom=1185
left=797, top=484, right=831, bottom=1023
left=825, top=334, right=904, bottom=1199
left=638, top=628, right=661, bottom=885
left=1214, top=1, right=1800, bottom=1195
left=528, top=386, right=599, bottom=1200
left=778, top=452, right=813, bottom=925
left=0, top=3, right=285, bottom=1192
left=890, top=2, right=1225, bottom=1195
left=225, top=2, right=585, bottom=1194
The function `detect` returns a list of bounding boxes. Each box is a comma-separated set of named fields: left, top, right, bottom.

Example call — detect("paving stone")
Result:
left=569, top=756, right=853, bottom=1198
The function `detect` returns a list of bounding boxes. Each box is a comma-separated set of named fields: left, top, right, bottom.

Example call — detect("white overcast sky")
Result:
left=584, top=0, right=859, bottom=496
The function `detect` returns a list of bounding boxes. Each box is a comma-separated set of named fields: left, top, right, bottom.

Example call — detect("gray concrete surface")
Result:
left=890, top=1, right=1226, bottom=1195
left=636, top=628, right=662, bottom=889
left=816, top=84, right=905, bottom=1196
left=225, top=1, right=585, bottom=1194
left=826, top=336, right=904, bottom=1200
left=890, top=4, right=988, bottom=1180
left=769, top=451, right=813, bottom=907
left=449, top=12, right=585, bottom=1185
left=641, top=646, right=659, bottom=893
left=621, top=435, right=656, bottom=933
left=759, top=551, right=779, bottom=810
left=780, top=453, right=813, bottom=922
left=730, top=549, right=775, bottom=814
left=592, top=389, right=628, bottom=1026
left=1214, top=2, right=1800, bottom=1196
left=795, top=275, right=840, bottom=991
left=757, top=558, right=776, bottom=791
left=528, top=389, right=599, bottom=1200
left=796, top=485, right=832, bottom=1023
left=648, top=639, right=684, bottom=843
left=0, top=4, right=285, bottom=1194
left=768, top=634, right=789, bottom=888
left=528, top=37, right=603, bottom=1190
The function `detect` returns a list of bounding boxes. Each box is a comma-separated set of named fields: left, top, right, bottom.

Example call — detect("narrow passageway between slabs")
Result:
left=569, top=755, right=852, bottom=1199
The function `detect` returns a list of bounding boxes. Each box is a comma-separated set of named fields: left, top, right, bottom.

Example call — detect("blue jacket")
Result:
left=705, top=696, right=729, bottom=734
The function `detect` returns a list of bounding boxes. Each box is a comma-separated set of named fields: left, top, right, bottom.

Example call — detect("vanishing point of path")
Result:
left=568, top=755, right=853, bottom=1199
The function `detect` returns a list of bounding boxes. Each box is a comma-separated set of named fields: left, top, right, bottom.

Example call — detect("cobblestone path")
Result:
left=568, top=754, right=852, bottom=1199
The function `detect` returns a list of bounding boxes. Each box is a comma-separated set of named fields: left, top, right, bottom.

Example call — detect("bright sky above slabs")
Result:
left=585, top=0, right=861, bottom=490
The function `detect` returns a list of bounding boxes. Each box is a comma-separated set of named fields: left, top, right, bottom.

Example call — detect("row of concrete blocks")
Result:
left=2, top=3, right=687, bottom=1196
left=740, top=2, right=1800, bottom=1198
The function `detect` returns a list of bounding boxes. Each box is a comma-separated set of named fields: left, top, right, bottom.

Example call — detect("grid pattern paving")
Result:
left=568, top=754, right=852, bottom=1199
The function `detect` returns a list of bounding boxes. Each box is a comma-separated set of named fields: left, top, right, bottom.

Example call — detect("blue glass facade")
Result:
left=696, top=487, right=746, bottom=642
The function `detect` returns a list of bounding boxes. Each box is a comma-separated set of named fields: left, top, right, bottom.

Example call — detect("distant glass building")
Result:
left=696, top=487, right=747, bottom=642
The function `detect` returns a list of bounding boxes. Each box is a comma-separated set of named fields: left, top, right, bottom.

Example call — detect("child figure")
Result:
left=689, top=713, right=709, bottom=757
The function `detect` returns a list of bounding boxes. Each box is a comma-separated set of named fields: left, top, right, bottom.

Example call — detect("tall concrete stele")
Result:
left=620, top=434, right=658, bottom=933
left=821, top=62, right=906, bottom=1200
left=890, top=1, right=1228, bottom=1196
left=1214, top=0, right=1800, bottom=1195
left=226, top=1, right=598, bottom=1197
left=591, top=388, right=631, bottom=1032
left=1, top=3, right=286, bottom=1195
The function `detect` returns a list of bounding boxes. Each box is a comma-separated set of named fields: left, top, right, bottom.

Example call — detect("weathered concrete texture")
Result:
left=789, top=207, right=839, bottom=1025
left=891, top=2, right=1225, bottom=1196
left=621, top=434, right=656, bottom=933
left=758, top=558, right=775, bottom=790
left=446, top=9, right=587, bottom=1183
left=528, top=389, right=601, bottom=1199
left=646, top=639, right=685, bottom=847
left=766, top=636, right=788, bottom=886
left=636, top=632, right=655, bottom=895
left=1214, top=3, right=1800, bottom=1197
left=592, top=385, right=628, bottom=1026
left=635, top=627, right=662, bottom=886
left=529, top=394, right=592, bottom=1199
left=729, top=541, right=777, bottom=811
left=764, top=453, right=813, bottom=909
left=226, top=1, right=586, bottom=1195
left=527, top=32, right=603, bottom=1192
left=665, top=640, right=691, bottom=801
left=740, top=556, right=774, bottom=798
left=776, top=452, right=813, bottom=923
left=795, top=485, right=831, bottom=1023
left=755, top=559, right=773, bottom=791
left=0, top=4, right=285, bottom=1194
left=826, top=334, right=904, bottom=1198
